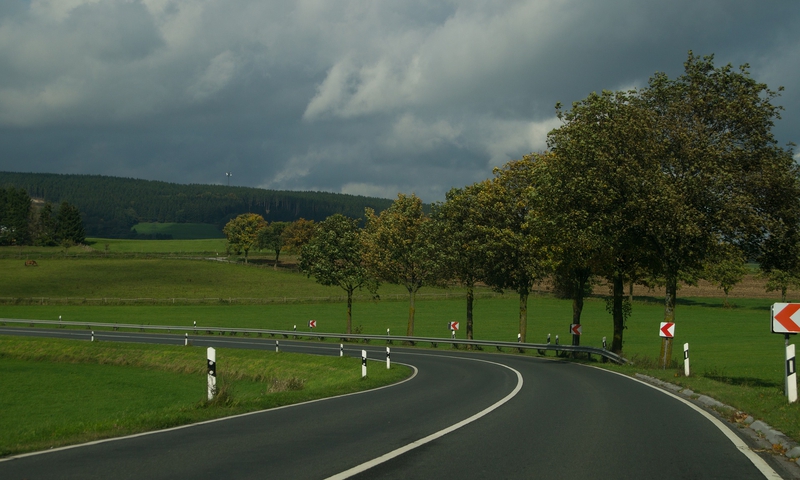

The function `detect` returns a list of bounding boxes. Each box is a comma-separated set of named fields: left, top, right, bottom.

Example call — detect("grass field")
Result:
left=1, top=240, right=798, bottom=445
left=131, top=222, right=224, bottom=239
left=0, top=336, right=411, bottom=456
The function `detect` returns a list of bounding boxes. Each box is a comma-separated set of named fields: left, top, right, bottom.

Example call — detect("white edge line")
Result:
left=0, top=362, right=419, bottom=463
left=588, top=365, right=781, bottom=480
left=325, top=355, right=524, bottom=480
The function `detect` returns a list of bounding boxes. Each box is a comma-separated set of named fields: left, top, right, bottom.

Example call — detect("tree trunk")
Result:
left=407, top=288, right=416, bottom=336
left=572, top=288, right=583, bottom=347
left=611, top=273, right=624, bottom=354
left=466, top=285, right=474, bottom=340
left=346, top=288, right=353, bottom=335
left=518, top=290, right=528, bottom=343
left=659, top=274, right=677, bottom=367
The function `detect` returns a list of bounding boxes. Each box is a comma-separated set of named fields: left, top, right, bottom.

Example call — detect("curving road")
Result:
left=0, top=328, right=783, bottom=479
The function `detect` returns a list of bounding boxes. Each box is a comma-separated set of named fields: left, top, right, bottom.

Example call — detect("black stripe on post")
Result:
left=208, top=359, right=216, bottom=377
left=788, top=357, right=796, bottom=376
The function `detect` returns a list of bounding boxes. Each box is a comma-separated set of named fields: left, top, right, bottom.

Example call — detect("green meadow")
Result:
left=130, top=222, right=224, bottom=239
left=0, top=336, right=410, bottom=457
left=1, top=239, right=798, bottom=445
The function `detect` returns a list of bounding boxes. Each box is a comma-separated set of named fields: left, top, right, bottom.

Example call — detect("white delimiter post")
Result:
left=787, top=344, right=797, bottom=403
left=207, top=347, right=216, bottom=401
left=361, top=350, right=367, bottom=378
left=683, top=343, right=690, bottom=377
left=386, top=346, right=391, bottom=369
left=340, top=343, right=344, bottom=357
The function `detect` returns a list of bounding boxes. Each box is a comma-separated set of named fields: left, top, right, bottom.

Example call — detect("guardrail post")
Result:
left=386, top=347, right=391, bottom=369
left=207, top=347, right=216, bottom=400
left=361, top=350, right=367, bottom=378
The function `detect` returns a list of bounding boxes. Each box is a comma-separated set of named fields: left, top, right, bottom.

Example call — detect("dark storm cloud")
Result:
left=1, top=0, right=798, bottom=202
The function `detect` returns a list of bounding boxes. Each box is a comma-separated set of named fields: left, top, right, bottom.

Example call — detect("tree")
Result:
left=34, top=202, right=58, bottom=246
left=362, top=193, right=442, bottom=336
left=56, top=201, right=85, bottom=245
left=300, top=214, right=375, bottom=334
left=0, top=187, right=32, bottom=246
left=258, top=221, right=289, bottom=269
left=479, top=159, right=550, bottom=343
left=545, top=90, right=656, bottom=353
left=282, top=218, right=316, bottom=254
left=763, top=269, right=800, bottom=302
left=640, top=52, right=800, bottom=362
left=223, top=213, right=266, bottom=263
left=431, top=183, right=489, bottom=340
left=703, top=246, right=748, bottom=307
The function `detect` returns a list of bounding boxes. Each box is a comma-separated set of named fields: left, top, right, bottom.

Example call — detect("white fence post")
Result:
left=207, top=347, right=216, bottom=400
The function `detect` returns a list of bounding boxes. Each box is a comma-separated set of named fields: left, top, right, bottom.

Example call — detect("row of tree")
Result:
left=223, top=53, right=800, bottom=355
left=222, top=215, right=316, bottom=267
left=0, top=187, right=86, bottom=246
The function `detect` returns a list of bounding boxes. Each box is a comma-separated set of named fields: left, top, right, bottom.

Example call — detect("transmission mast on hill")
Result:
left=226, top=172, right=232, bottom=186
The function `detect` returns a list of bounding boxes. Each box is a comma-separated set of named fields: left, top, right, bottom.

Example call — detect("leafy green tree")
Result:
left=763, top=269, right=800, bottom=302
left=223, top=213, right=266, bottom=263
left=33, top=202, right=58, bottom=246
left=431, top=183, right=489, bottom=340
left=300, top=214, right=375, bottom=334
left=703, top=246, right=748, bottom=307
left=640, top=52, right=800, bottom=361
left=56, top=201, right=85, bottom=245
left=545, top=91, right=656, bottom=353
left=0, top=187, right=32, bottom=246
left=282, top=218, right=316, bottom=254
left=363, top=193, right=442, bottom=336
left=479, top=159, right=550, bottom=343
left=258, top=221, right=289, bottom=269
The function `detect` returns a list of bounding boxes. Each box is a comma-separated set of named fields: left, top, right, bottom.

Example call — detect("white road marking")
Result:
left=325, top=354, right=524, bottom=480
left=594, top=367, right=781, bottom=479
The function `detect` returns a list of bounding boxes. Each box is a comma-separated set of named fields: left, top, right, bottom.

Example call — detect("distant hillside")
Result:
left=0, top=172, right=395, bottom=238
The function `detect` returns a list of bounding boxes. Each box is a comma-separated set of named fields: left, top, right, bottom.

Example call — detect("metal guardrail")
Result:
left=0, top=318, right=629, bottom=364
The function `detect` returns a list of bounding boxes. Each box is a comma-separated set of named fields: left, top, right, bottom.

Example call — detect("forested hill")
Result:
left=0, top=172, right=395, bottom=237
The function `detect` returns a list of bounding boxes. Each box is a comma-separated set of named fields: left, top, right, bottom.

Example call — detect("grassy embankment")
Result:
left=0, top=336, right=410, bottom=457
left=1, top=240, right=798, bottom=444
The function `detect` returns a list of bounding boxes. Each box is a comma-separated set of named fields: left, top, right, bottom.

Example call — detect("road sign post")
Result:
left=659, top=322, right=675, bottom=369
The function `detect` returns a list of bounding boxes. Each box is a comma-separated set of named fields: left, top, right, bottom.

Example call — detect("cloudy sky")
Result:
left=1, top=1, right=798, bottom=202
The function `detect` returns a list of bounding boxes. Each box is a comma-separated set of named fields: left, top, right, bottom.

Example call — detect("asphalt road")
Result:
left=0, top=328, right=782, bottom=479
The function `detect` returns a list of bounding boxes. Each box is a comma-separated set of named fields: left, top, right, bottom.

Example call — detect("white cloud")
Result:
left=188, top=50, right=237, bottom=100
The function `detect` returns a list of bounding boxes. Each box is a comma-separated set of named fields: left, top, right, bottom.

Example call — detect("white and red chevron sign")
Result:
left=448, top=321, right=459, bottom=331
left=659, top=322, right=675, bottom=338
left=308, top=320, right=317, bottom=329
left=570, top=324, right=582, bottom=336
left=772, top=303, right=800, bottom=334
